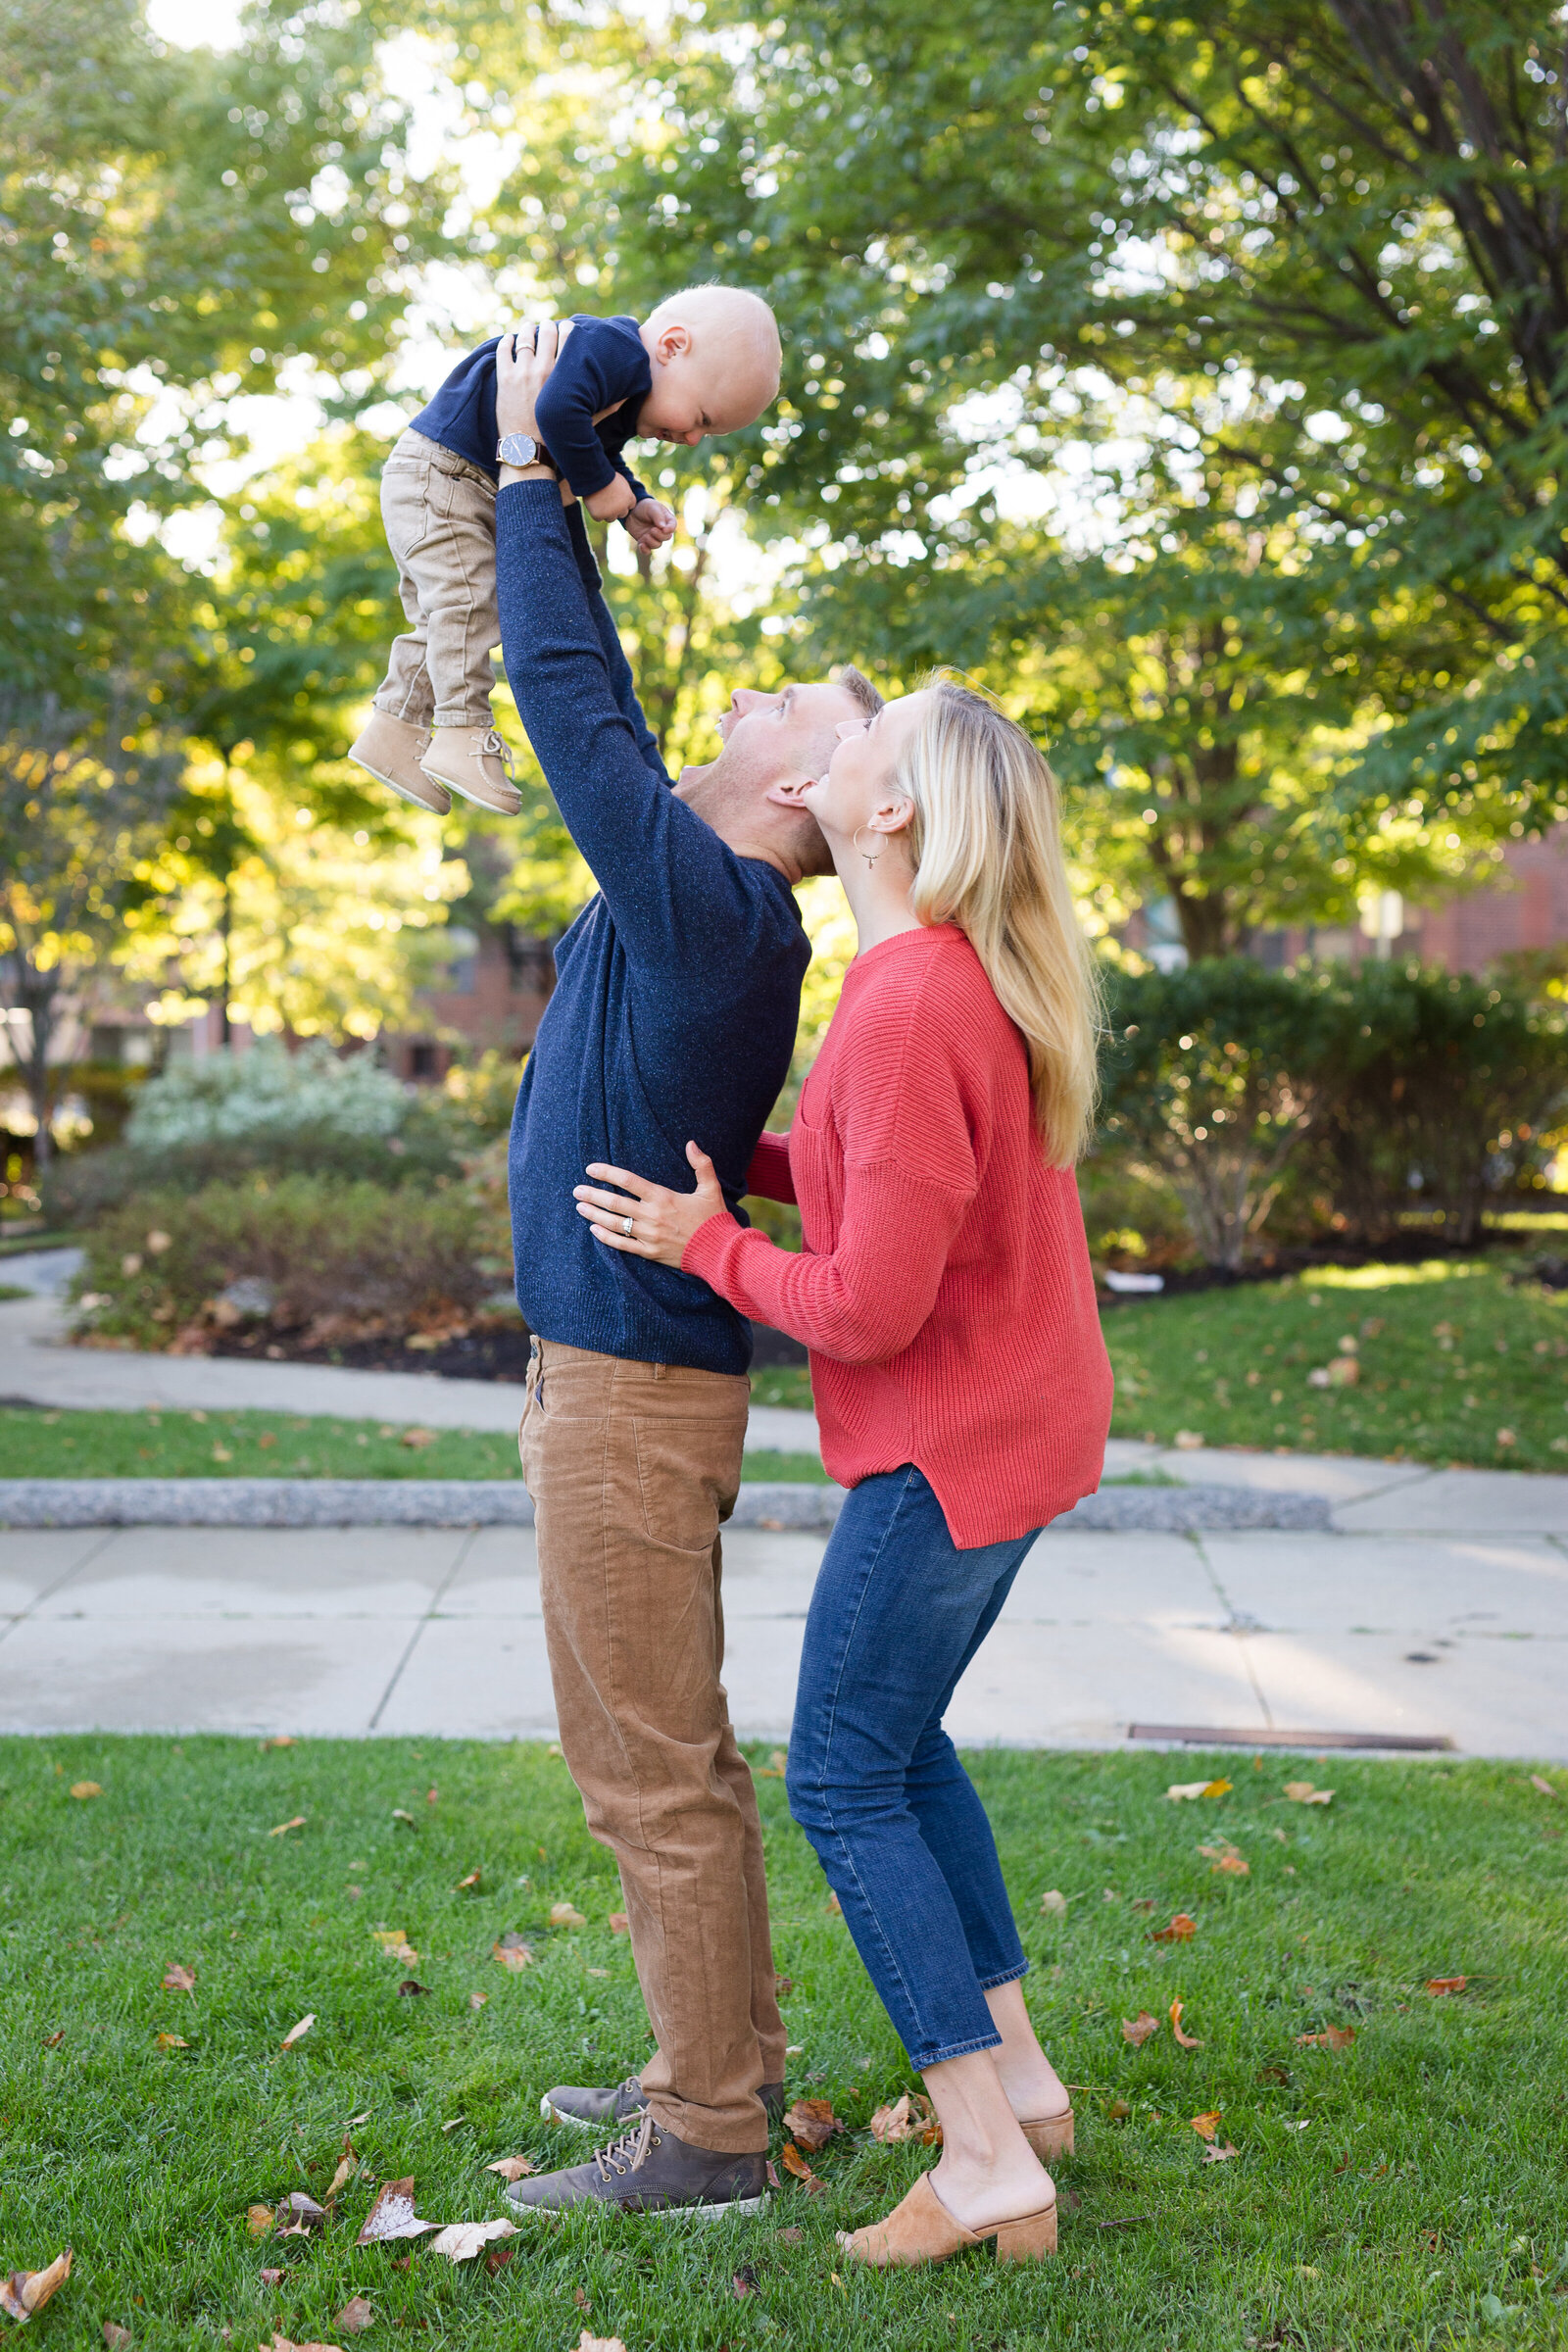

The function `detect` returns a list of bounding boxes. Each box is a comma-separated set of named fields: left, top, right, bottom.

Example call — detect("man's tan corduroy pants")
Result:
left=519, top=1337, right=787, bottom=2155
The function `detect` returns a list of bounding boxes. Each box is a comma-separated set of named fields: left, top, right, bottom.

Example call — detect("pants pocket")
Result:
left=632, top=1419, right=732, bottom=1550
left=381, top=458, right=434, bottom=563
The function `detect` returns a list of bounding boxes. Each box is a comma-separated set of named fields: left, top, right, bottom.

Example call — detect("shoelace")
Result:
left=477, top=728, right=516, bottom=777
left=593, top=2110, right=660, bottom=2183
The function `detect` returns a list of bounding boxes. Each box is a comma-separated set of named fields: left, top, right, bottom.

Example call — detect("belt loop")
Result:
left=653, top=1360, right=666, bottom=1382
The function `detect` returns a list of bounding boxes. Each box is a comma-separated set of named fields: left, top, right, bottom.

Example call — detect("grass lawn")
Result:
left=0, top=1408, right=830, bottom=1484
left=3, top=1740, right=1564, bottom=2350
left=1106, top=1255, right=1568, bottom=1471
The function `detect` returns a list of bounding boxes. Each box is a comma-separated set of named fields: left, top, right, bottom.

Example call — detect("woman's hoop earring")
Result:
left=853, top=827, right=885, bottom=867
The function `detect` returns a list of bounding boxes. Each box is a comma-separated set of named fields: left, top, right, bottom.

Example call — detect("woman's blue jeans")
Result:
left=785, top=1465, right=1041, bottom=2071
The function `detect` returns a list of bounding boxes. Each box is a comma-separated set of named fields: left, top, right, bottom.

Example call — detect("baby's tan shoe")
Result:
left=348, top=711, right=451, bottom=814
left=420, top=725, right=523, bottom=815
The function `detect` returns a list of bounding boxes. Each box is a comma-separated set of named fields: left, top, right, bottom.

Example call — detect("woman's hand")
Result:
left=573, top=1142, right=727, bottom=1268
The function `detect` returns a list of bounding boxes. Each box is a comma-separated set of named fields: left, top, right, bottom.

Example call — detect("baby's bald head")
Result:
left=638, top=284, right=781, bottom=442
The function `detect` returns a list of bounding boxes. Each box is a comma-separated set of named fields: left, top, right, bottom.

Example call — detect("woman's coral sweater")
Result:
left=680, top=923, right=1113, bottom=1546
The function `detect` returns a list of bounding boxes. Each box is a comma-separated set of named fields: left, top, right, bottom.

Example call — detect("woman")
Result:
left=572, top=680, right=1112, bottom=2266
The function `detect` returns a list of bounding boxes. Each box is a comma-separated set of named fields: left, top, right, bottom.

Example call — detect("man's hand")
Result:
left=623, top=498, right=676, bottom=553
left=572, top=1142, right=727, bottom=1269
left=495, top=322, right=571, bottom=497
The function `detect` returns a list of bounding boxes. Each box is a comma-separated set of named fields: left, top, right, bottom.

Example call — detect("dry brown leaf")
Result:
left=372, top=1931, right=418, bottom=1966
left=103, top=2324, right=132, bottom=2349
left=1166, top=1779, right=1231, bottom=1801
left=1152, top=1913, right=1198, bottom=1943
left=69, top=1783, right=101, bottom=1801
left=1295, top=2027, right=1355, bottom=2052
left=493, top=1936, right=533, bottom=1972
left=42, top=2031, right=64, bottom=2049
left=1121, top=2012, right=1159, bottom=2048
left=777, top=2227, right=805, bottom=2243
left=1198, top=1841, right=1250, bottom=1877
left=161, top=1964, right=196, bottom=1992
left=395, top=1981, right=429, bottom=1998
left=155, top=2033, right=189, bottom=2051
left=355, top=2180, right=436, bottom=2246
left=549, top=1902, right=586, bottom=1930
left=484, top=2156, right=535, bottom=2182
left=483, top=2249, right=513, bottom=2277
left=826, top=1890, right=842, bottom=1916
left=783, top=2097, right=844, bottom=2151
left=1425, top=1975, right=1468, bottom=1995
left=0, top=2251, right=72, bottom=2323
left=280, top=2013, right=316, bottom=2051
left=468, top=1992, right=487, bottom=2010
left=1131, top=1896, right=1155, bottom=1914
left=1283, top=1782, right=1335, bottom=1806
left=426, top=2221, right=515, bottom=2262
left=1530, top=1774, right=1559, bottom=1799
left=1200, top=2141, right=1239, bottom=2164
left=1169, top=2000, right=1204, bottom=2049
left=571, top=2335, right=629, bottom=2352
left=390, top=1809, right=415, bottom=1826
left=274, top=2194, right=326, bottom=2238
left=333, top=2300, right=374, bottom=2335
left=260, top=2334, right=346, bottom=2352
left=324, top=2136, right=358, bottom=2203
left=572, top=2288, right=590, bottom=2313
left=260, top=1736, right=296, bottom=1751
left=779, top=2142, right=823, bottom=2194
left=399, top=1427, right=438, bottom=1449
left=269, top=1818, right=307, bottom=1838
left=1039, top=1888, right=1068, bottom=1916
left=732, top=2266, right=758, bottom=2299
left=867, top=2092, right=939, bottom=2142
left=455, top=1872, right=481, bottom=1891
left=1105, top=2099, right=1132, bottom=2122
left=260, top=2271, right=283, bottom=2286
left=246, top=2206, right=274, bottom=2237
left=608, top=1912, right=629, bottom=1936
left=1189, top=2111, right=1221, bottom=2141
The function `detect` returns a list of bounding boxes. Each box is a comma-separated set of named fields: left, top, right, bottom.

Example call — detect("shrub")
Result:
left=74, top=1176, right=492, bottom=1352
left=125, top=1038, right=405, bottom=1152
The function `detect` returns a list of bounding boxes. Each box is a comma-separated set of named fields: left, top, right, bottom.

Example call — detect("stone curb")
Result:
left=0, top=1478, right=1330, bottom=1532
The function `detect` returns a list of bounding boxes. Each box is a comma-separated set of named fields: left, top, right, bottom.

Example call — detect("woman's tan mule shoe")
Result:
left=836, top=2169, right=1058, bottom=2269
left=1018, top=2105, right=1074, bottom=2162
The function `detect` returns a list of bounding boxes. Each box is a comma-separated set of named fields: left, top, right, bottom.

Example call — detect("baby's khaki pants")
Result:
left=373, top=428, right=499, bottom=731
left=519, top=1338, right=787, bottom=2156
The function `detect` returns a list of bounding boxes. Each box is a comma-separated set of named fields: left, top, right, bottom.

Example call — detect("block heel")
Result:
left=1018, top=2106, right=1074, bottom=2163
left=990, top=2199, right=1058, bottom=2262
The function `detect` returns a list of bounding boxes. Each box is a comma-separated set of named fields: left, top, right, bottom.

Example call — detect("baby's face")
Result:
left=638, top=345, right=774, bottom=446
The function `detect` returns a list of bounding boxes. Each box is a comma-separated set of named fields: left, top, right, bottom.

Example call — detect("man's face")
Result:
left=674, top=682, right=862, bottom=808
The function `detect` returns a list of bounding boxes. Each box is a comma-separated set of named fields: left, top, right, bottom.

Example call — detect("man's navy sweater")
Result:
left=499, top=483, right=810, bottom=1376
left=410, top=317, right=652, bottom=503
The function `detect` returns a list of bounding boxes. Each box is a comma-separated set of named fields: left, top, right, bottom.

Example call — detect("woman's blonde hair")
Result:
left=895, top=677, right=1101, bottom=1165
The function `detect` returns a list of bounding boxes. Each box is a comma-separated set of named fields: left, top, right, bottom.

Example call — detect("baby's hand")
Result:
left=623, top=498, right=676, bottom=552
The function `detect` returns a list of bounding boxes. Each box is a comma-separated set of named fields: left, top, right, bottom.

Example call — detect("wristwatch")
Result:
left=497, top=432, right=553, bottom=468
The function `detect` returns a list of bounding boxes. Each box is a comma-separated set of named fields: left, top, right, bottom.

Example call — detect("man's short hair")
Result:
left=836, top=664, right=884, bottom=720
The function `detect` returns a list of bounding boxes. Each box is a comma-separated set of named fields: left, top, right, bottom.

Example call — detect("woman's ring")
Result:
left=621, top=1214, right=634, bottom=1238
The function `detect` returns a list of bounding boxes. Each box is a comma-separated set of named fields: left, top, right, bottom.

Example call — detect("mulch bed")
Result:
left=206, top=1318, right=809, bottom=1382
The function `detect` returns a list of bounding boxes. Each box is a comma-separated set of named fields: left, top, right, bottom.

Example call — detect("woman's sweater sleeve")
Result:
left=744, top=1130, right=796, bottom=1203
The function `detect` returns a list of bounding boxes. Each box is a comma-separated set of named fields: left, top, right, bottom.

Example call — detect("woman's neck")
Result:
left=833, top=835, right=924, bottom=955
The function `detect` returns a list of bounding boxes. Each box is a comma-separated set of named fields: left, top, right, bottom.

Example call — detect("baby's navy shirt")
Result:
left=409, top=314, right=653, bottom=501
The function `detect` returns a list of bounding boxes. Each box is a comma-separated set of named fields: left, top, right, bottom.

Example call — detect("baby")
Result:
left=349, top=285, right=781, bottom=815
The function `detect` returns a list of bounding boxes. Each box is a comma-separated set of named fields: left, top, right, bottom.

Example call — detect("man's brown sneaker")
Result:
left=347, top=711, right=450, bottom=813
left=505, top=2110, right=767, bottom=2221
left=420, top=724, right=523, bottom=815
left=541, top=2076, right=785, bottom=2132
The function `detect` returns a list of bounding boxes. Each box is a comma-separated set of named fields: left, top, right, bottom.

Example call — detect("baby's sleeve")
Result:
left=536, top=336, right=632, bottom=501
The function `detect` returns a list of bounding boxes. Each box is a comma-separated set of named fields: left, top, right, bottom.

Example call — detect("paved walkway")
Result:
left=2, top=1253, right=1565, bottom=1757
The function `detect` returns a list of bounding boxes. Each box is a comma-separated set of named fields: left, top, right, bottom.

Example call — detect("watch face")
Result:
left=498, top=433, right=538, bottom=465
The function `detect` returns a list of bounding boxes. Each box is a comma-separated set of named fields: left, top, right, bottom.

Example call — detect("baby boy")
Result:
left=349, top=285, right=781, bottom=815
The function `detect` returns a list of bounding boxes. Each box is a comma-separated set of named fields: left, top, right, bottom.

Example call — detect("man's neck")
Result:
left=712, top=829, right=803, bottom=884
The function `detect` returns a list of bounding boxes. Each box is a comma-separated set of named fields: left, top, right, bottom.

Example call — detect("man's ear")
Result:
left=763, top=774, right=813, bottom=810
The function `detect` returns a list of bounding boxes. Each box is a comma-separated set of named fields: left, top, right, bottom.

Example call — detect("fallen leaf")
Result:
left=324, top=2136, right=358, bottom=2202
left=400, top=1428, right=438, bottom=1449
left=1105, top=2099, right=1132, bottom=2122
left=485, top=2156, right=535, bottom=2181
left=1166, top=1781, right=1209, bottom=1801
left=1121, top=2011, right=1159, bottom=2048
left=1256, top=2065, right=1290, bottom=2085
left=42, top=2031, right=64, bottom=2049
left=1102, top=1886, right=1120, bottom=1904
left=161, top=1964, right=195, bottom=1993
left=1169, top=2000, right=1203, bottom=2049
left=355, top=2180, right=436, bottom=2245
left=273, top=2193, right=326, bottom=2238
left=780, top=2142, right=823, bottom=2193
left=246, top=2206, right=274, bottom=2237
left=826, top=1890, right=842, bottom=1915
left=280, top=2013, right=316, bottom=2050
left=492, top=1936, right=533, bottom=1972
left=425, top=1788, right=438, bottom=1805
left=1131, top=1896, right=1155, bottom=1914
left=260, top=2335, right=346, bottom=2352
left=390, top=1810, right=415, bottom=1827
left=1296, top=2027, right=1355, bottom=2052
left=1172, top=1429, right=1204, bottom=1449
left=549, top=1902, right=586, bottom=1930
left=372, top=1931, right=418, bottom=1965
left=69, top=1783, right=101, bottom=1801
left=1189, top=2111, right=1222, bottom=2141
left=1283, top=1781, right=1334, bottom=1805
left=1425, top=1975, right=1468, bottom=1995
left=468, top=1992, right=488, bottom=2011
left=777, top=2226, right=805, bottom=2242
left=0, top=2250, right=72, bottom=2322
left=396, top=1981, right=430, bottom=1997
left=783, top=2097, right=844, bottom=2151
left=483, top=2249, right=513, bottom=2276
left=154, top=2031, right=189, bottom=2052
left=608, top=1912, right=629, bottom=1935
left=573, top=2288, right=590, bottom=2312
left=1199, top=1841, right=1250, bottom=1877
left=103, top=2325, right=132, bottom=2349
left=455, top=1871, right=481, bottom=1891
left=260, top=1736, right=296, bottom=1751
left=334, top=2300, right=374, bottom=2335
left=260, top=2270, right=282, bottom=2286
left=732, top=2265, right=758, bottom=2298
left=1039, top=1888, right=1068, bottom=1916
left=425, top=2221, right=515, bottom=2263
left=1530, top=1774, right=1558, bottom=1799
left=269, top=1817, right=307, bottom=1838
left=1200, top=2141, right=1239, bottom=2164
left=441, top=2118, right=466, bottom=2133
left=1152, top=1913, right=1198, bottom=1943
left=867, top=2092, right=939, bottom=2142
left=570, top=2335, right=628, bottom=2352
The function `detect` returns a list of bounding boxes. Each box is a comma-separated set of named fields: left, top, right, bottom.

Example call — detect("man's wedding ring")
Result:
left=621, top=1214, right=634, bottom=1238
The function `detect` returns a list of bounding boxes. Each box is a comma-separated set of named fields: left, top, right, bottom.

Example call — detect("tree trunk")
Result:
left=12, top=963, right=60, bottom=1168
left=1173, top=886, right=1234, bottom=964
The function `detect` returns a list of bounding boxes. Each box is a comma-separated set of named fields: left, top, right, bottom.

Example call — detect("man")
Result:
left=490, top=323, right=881, bottom=2220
